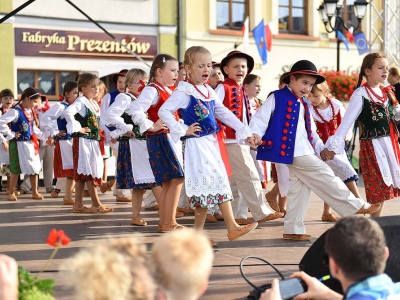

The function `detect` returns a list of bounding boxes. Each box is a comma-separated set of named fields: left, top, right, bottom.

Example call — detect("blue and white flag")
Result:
left=337, top=30, right=350, bottom=51
left=354, top=31, right=370, bottom=55
left=252, top=19, right=268, bottom=64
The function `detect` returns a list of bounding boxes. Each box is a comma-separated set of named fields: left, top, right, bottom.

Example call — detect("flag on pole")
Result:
left=354, top=31, right=370, bottom=55
left=345, top=26, right=354, bottom=43
left=252, top=19, right=268, bottom=64
left=337, top=30, right=350, bottom=51
left=265, top=22, right=272, bottom=52
left=241, top=16, right=249, bottom=53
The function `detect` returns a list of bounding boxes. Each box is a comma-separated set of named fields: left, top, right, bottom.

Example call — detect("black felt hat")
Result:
left=282, top=60, right=325, bottom=84
left=111, top=69, right=129, bottom=84
left=220, top=51, right=254, bottom=77
left=212, top=61, right=221, bottom=68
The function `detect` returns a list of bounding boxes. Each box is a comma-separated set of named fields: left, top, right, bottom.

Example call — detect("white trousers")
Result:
left=227, top=143, right=272, bottom=221
left=284, top=155, right=364, bottom=234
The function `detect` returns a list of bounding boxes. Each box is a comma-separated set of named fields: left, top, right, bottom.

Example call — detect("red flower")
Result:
left=46, top=229, right=71, bottom=247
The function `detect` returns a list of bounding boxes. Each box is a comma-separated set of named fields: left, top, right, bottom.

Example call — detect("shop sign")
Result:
left=14, top=28, right=157, bottom=60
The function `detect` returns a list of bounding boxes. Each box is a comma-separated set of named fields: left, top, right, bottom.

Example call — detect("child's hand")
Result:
left=247, top=136, right=256, bottom=147
left=124, top=130, right=136, bottom=138
left=14, top=132, right=21, bottom=139
left=0, top=254, right=18, bottom=300
left=248, top=134, right=262, bottom=147
left=320, top=148, right=335, bottom=161
left=56, top=130, right=66, bottom=138
left=186, top=122, right=201, bottom=137
left=148, top=119, right=168, bottom=132
left=46, top=137, right=54, bottom=146
left=111, top=138, right=118, bottom=144
left=2, top=141, right=8, bottom=151
left=79, top=127, right=91, bottom=135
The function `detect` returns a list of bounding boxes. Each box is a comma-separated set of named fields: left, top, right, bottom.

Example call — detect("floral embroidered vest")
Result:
left=55, top=102, right=72, bottom=141
left=74, top=107, right=100, bottom=140
left=121, top=93, right=146, bottom=140
left=179, top=95, right=219, bottom=140
left=358, top=96, right=395, bottom=140
left=11, top=106, right=33, bottom=141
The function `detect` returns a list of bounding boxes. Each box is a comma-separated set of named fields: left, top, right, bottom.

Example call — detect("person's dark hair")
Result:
left=77, top=73, right=98, bottom=92
left=63, top=81, right=78, bottom=97
left=149, top=54, right=177, bottom=83
left=0, top=89, right=14, bottom=99
left=279, top=72, right=290, bottom=86
left=18, top=87, right=40, bottom=126
left=325, top=216, right=387, bottom=281
left=243, top=74, right=260, bottom=85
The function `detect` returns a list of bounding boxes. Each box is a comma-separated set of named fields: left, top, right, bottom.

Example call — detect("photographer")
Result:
left=261, top=216, right=400, bottom=300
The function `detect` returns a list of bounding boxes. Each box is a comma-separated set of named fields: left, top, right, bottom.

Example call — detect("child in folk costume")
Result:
left=309, top=81, right=362, bottom=222
left=64, top=73, right=113, bottom=213
left=249, top=60, right=379, bottom=241
left=159, top=46, right=258, bottom=246
left=0, top=89, right=14, bottom=194
left=215, top=50, right=282, bottom=224
left=324, top=53, right=400, bottom=217
left=0, top=87, right=45, bottom=201
left=129, top=54, right=184, bottom=232
left=100, top=69, right=132, bottom=202
left=42, top=81, right=78, bottom=205
left=103, top=68, right=162, bottom=226
left=244, top=74, right=268, bottom=189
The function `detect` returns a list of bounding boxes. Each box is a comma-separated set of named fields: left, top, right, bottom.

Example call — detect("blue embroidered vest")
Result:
left=55, top=102, right=72, bottom=141
left=256, top=86, right=313, bottom=164
left=179, top=95, right=219, bottom=140
left=11, top=106, right=32, bottom=141
left=105, top=90, right=121, bottom=132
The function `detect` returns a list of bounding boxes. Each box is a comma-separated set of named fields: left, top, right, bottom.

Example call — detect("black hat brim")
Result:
left=220, top=51, right=254, bottom=78
left=282, top=71, right=325, bottom=85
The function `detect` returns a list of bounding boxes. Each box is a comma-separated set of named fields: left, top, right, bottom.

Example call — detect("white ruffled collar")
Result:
left=176, top=81, right=218, bottom=102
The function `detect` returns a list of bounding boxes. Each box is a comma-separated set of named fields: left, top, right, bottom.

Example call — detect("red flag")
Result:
left=265, top=23, right=272, bottom=52
left=345, top=27, right=354, bottom=43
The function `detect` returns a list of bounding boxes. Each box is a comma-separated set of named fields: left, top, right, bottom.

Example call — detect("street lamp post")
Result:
left=317, top=0, right=369, bottom=71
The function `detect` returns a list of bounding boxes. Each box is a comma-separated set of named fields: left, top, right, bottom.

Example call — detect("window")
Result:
left=278, top=0, right=307, bottom=34
left=216, top=0, right=248, bottom=30
left=17, top=70, right=78, bottom=100
left=343, top=0, right=358, bottom=29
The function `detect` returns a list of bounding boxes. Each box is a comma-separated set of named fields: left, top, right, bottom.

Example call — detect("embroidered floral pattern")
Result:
left=189, top=192, right=231, bottom=208
left=147, top=133, right=183, bottom=183
left=360, top=139, right=398, bottom=203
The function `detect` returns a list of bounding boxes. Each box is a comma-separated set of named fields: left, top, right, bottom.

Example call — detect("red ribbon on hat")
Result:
left=137, top=80, right=147, bottom=93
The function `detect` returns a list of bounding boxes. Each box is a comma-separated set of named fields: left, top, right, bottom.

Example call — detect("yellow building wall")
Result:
left=0, top=0, right=14, bottom=92
left=158, top=0, right=177, bottom=56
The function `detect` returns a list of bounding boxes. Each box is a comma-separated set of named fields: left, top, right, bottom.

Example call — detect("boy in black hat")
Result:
left=215, top=50, right=283, bottom=225
left=100, top=69, right=132, bottom=202
left=249, top=59, right=380, bottom=240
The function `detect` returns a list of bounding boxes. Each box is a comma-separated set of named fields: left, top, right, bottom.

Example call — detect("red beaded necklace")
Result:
left=187, top=80, right=210, bottom=100
left=363, top=83, right=387, bottom=106
left=312, top=98, right=335, bottom=124
left=19, top=104, right=33, bottom=122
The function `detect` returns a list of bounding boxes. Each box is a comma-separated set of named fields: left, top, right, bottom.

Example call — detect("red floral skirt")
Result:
left=72, top=137, right=102, bottom=185
left=54, top=141, right=74, bottom=178
left=360, top=139, right=399, bottom=203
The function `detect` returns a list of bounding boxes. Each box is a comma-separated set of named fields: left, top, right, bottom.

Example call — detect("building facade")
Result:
left=0, top=0, right=178, bottom=99
left=180, top=0, right=382, bottom=100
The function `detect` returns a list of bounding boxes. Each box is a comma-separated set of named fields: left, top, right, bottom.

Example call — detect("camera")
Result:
left=279, top=278, right=307, bottom=300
